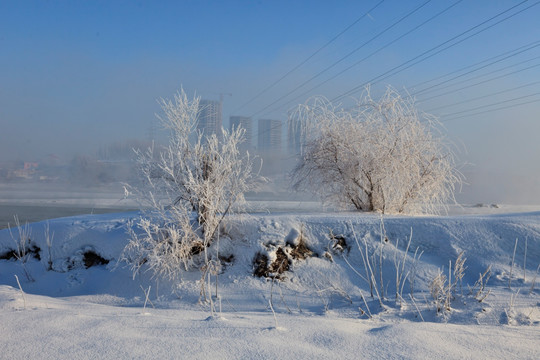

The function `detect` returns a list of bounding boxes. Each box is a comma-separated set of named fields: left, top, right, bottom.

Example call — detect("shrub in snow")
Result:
left=430, top=269, right=451, bottom=314
left=290, top=86, right=462, bottom=214
left=468, top=265, right=492, bottom=302
left=6, top=216, right=39, bottom=282
left=122, top=88, right=257, bottom=285
left=429, top=254, right=473, bottom=315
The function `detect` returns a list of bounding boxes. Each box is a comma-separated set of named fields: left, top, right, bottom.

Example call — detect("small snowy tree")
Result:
left=122, top=88, right=257, bottom=284
left=291, top=87, right=461, bottom=214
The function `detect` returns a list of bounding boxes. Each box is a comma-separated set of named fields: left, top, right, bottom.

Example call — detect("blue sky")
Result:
left=1, top=0, right=540, bottom=203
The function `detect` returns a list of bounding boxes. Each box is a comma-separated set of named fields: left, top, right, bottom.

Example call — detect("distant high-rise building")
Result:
left=258, top=119, right=282, bottom=153
left=229, top=116, right=253, bottom=151
left=197, top=99, right=222, bottom=138
left=287, top=110, right=302, bottom=155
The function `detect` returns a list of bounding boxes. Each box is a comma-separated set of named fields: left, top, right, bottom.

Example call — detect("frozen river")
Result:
left=2, top=182, right=540, bottom=229
left=0, top=183, right=136, bottom=229
left=0, top=204, right=136, bottom=230
left=0, top=182, right=322, bottom=229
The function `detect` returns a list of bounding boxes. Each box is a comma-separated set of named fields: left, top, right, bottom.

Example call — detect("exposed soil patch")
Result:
left=67, top=247, right=110, bottom=270
left=30, top=244, right=41, bottom=260
left=329, top=233, right=349, bottom=254
left=0, top=242, right=41, bottom=261
left=189, top=240, right=206, bottom=256
left=253, top=227, right=316, bottom=279
left=219, top=254, right=234, bottom=264
left=289, top=237, right=314, bottom=260
left=0, top=249, right=17, bottom=261
left=253, top=252, right=269, bottom=278
left=253, top=247, right=290, bottom=279
left=217, top=253, right=235, bottom=273
left=83, top=250, right=109, bottom=268
left=270, top=247, right=290, bottom=275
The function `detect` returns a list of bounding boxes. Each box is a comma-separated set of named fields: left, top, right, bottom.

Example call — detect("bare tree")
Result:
left=291, top=86, right=462, bottom=214
left=122, top=88, right=257, bottom=283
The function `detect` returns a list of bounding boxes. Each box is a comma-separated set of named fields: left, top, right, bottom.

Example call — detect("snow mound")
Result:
left=1, top=211, right=539, bottom=358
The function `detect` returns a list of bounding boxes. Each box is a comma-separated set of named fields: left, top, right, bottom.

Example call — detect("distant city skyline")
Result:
left=197, top=99, right=222, bottom=139
left=1, top=1, right=540, bottom=203
left=229, top=115, right=253, bottom=152
left=257, top=119, right=282, bottom=153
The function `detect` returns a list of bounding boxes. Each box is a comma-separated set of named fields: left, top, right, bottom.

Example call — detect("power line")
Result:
left=256, top=89, right=540, bottom=148
left=416, top=55, right=540, bottom=102
left=437, top=91, right=540, bottom=118
left=232, top=0, right=385, bottom=114
left=332, top=0, right=537, bottom=102
left=415, top=54, right=540, bottom=98
left=249, top=0, right=433, bottom=118
left=256, top=85, right=540, bottom=144
left=412, top=42, right=540, bottom=96
left=248, top=1, right=540, bottom=140
left=335, top=0, right=538, bottom=101
left=409, top=39, right=540, bottom=90
left=417, top=61, right=540, bottom=103
left=424, top=80, right=540, bottom=112
left=262, top=0, right=464, bottom=117
left=441, top=97, right=540, bottom=122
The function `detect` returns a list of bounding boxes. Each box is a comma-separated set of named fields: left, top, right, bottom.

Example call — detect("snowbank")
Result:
left=0, top=210, right=539, bottom=359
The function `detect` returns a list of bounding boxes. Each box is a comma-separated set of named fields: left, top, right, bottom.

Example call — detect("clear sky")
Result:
left=1, top=0, right=540, bottom=203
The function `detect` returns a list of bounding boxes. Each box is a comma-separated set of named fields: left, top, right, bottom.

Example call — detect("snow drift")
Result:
left=0, top=210, right=539, bottom=359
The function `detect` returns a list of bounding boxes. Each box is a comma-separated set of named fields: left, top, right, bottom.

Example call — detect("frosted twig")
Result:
left=409, top=294, right=424, bottom=322
left=44, top=221, right=54, bottom=271
left=359, top=290, right=373, bottom=319
left=9, top=216, right=34, bottom=282
left=509, top=238, right=518, bottom=289
left=523, top=237, right=527, bottom=282
left=394, top=228, right=412, bottom=306
left=140, top=285, right=155, bottom=310
left=277, top=282, right=292, bottom=314
left=14, top=275, right=26, bottom=310
left=530, top=264, right=540, bottom=295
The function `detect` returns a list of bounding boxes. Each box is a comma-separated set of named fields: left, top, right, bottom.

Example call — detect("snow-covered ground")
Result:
left=1, top=204, right=539, bottom=359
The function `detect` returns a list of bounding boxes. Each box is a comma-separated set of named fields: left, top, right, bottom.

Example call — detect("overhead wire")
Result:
left=414, top=54, right=540, bottom=97
left=249, top=0, right=433, bottom=118
left=331, top=0, right=538, bottom=102
left=417, top=61, right=540, bottom=103
left=246, top=1, right=540, bottom=144
left=441, top=97, right=540, bottom=122
left=409, top=39, right=540, bottom=90
left=255, top=50, right=540, bottom=145
left=424, top=80, right=540, bottom=112
left=411, top=41, right=540, bottom=96
left=232, top=0, right=386, bottom=114
left=261, top=0, right=464, bottom=117
left=437, top=91, right=540, bottom=117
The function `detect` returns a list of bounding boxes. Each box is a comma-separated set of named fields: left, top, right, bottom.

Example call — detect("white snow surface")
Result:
left=1, top=209, right=539, bottom=359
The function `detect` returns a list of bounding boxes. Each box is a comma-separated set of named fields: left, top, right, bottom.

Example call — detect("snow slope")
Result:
left=0, top=210, right=539, bottom=359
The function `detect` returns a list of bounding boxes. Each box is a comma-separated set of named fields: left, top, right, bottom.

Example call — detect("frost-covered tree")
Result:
left=122, top=88, right=257, bottom=283
left=291, top=87, right=461, bottom=214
